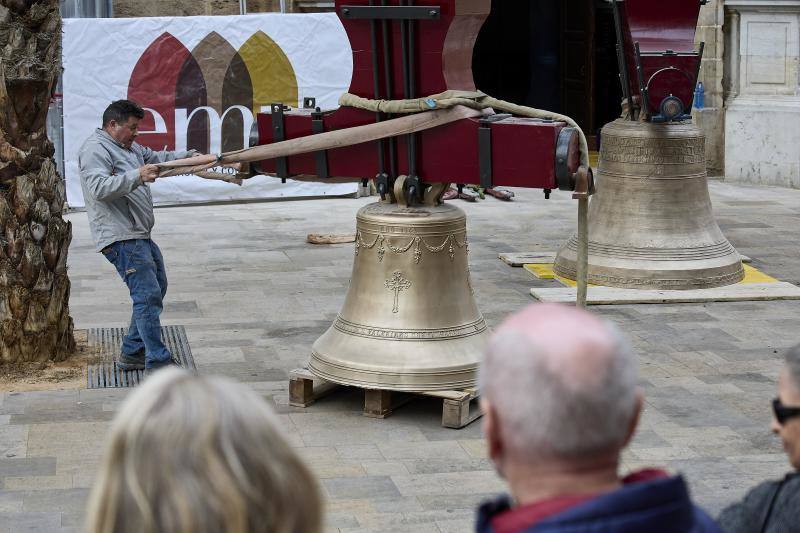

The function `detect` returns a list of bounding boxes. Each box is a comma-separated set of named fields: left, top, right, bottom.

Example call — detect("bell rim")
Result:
left=308, top=353, right=478, bottom=391
left=553, top=257, right=745, bottom=291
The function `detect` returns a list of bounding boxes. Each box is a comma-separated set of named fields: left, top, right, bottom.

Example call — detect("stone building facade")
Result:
left=696, top=0, right=799, bottom=187
left=695, top=0, right=726, bottom=175
left=723, top=0, right=800, bottom=188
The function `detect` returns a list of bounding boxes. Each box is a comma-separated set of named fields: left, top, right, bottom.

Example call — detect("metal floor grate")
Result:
left=87, top=325, right=196, bottom=389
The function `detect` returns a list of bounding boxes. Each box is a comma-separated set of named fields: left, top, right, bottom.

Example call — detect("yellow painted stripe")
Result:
left=523, top=263, right=555, bottom=279
left=589, top=151, right=600, bottom=168
left=741, top=263, right=779, bottom=284
left=524, top=263, right=594, bottom=287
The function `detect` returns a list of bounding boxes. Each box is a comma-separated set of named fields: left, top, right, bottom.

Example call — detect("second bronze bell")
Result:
left=555, top=119, right=744, bottom=290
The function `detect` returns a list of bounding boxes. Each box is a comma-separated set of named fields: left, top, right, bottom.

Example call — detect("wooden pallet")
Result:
left=288, top=368, right=482, bottom=429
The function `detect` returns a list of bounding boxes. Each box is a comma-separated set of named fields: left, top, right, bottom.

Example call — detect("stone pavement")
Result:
left=1, top=180, right=799, bottom=532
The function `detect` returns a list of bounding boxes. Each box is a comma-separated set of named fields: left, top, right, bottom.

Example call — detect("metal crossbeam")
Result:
left=339, top=5, right=440, bottom=20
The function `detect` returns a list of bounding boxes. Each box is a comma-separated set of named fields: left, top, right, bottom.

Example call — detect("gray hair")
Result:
left=86, top=368, right=322, bottom=533
left=480, top=321, right=638, bottom=460
left=786, top=344, right=800, bottom=391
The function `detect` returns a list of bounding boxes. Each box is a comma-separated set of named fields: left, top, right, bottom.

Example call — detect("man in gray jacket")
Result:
left=718, top=344, right=800, bottom=532
left=78, top=99, right=199, bottom=374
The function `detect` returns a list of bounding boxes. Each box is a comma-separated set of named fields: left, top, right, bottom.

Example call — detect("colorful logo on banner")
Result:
left=128, top=31, right=298, bottom=154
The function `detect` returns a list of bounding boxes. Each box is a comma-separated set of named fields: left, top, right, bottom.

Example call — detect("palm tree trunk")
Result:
left=0, top=1, right=75, bottom=362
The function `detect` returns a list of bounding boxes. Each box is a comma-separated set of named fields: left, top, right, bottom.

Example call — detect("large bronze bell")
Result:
left=555, top=119, right=744, bottom=289
left=310, top=196, right=487, bottom=391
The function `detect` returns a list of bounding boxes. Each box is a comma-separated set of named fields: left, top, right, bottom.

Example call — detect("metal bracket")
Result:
left=271, top=103, right=289, bottom=183
left=311, top=108, right=329, bottom=180
left=571, top=166, right=595, bottom=200
left=556, top=127, right=578, bottom=191
left=375, top=172, right=389, bottom=200
left=248, top=121, right=260, bottom=148
left=340, top=5, right=440, bottom=20
left=611, top=0, right=634, bottom=120
left=478, top=118, right=494, bottom=189
left=633, top=42, right=650, bottom=118
left=482, top=113, right=512, bottom=124
left=404, top=174, right=422, bottom=203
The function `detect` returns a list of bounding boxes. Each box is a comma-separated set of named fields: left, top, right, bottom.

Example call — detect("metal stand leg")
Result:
left=576, top=197, right=589, bottom=308
left=572, top=167, right=593, bottom=309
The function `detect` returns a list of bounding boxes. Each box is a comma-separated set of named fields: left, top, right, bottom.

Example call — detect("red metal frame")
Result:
left=255, top=0, right=575, bottom=191
left=616, top=0, right=703, bottom=121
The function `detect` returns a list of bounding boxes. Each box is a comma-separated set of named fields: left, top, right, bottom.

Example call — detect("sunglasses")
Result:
left=772, top=398, right=800, bottom=425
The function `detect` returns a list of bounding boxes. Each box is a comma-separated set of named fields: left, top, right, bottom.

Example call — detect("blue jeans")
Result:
left=102, top=239, right=171, bottom=368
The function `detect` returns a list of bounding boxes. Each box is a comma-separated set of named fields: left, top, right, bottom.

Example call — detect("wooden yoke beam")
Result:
left=156, top=105, right=485, bottom=178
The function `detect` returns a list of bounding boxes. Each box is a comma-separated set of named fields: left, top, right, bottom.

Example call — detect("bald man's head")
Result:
left=480, top=304, right=639, bottom=462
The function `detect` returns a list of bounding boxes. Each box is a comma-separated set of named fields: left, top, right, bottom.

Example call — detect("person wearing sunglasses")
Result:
left=718, top=345, right=800, bottom=532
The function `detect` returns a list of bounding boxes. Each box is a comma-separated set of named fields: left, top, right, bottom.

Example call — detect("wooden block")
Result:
left=290, top=367, right=316, bottom=380
left=288, top=368, right=339, bottom=407
left=441, top=396, right=483, bottom=429
left=364, top=389, right=393, bottom=419
left=499, top=252, right=556, bottom=267
left=307, top=233, right=356, bottom=244
left=289, top=374, right=315, bottom=407
left=424, top=389, right=482, bottom=429
left=420, top=388, right=474, bottom=402
left=530, top=282, right=800, bottom=305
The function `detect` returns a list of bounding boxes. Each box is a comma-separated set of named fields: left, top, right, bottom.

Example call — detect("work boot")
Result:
left=143, top=357, right=181, bottom=378
left=116, top=348, right=145, bottom=370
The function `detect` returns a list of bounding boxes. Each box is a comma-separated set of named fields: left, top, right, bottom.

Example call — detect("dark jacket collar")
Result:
left=476, top=475, right=721, bottom=533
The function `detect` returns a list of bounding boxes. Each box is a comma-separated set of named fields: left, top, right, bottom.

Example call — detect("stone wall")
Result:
left=723, top=0, right=800, bottom=189
left=693, top=0, right=726, bottom=175
left=112, top=0, right=297, bottom=17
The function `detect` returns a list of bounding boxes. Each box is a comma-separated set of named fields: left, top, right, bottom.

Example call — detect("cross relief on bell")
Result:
left=385, top=271, right=412, bottom=313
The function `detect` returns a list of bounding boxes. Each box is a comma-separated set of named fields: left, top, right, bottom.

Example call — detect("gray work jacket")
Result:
left=78, top=129, right=195, bottom=251
left=718, top=472, right=800, bottom=533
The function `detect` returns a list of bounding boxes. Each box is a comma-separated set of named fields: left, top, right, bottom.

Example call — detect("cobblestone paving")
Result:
left=1, top=180, right=798, bottom=532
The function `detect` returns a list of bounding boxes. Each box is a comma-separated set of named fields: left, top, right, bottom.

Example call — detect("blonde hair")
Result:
left=86, top=368, right=322, bottom=533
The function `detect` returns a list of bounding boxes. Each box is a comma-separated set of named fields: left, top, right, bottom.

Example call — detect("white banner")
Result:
left=63, top=14, right=356, bottom=207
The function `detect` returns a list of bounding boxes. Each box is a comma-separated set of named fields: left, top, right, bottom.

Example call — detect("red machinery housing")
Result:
left=254, top=0, right=582, bottom=197
left=613, top=0, right=705, bottom=122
